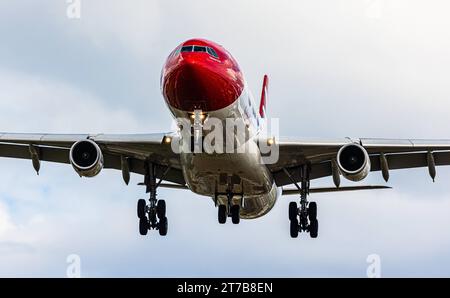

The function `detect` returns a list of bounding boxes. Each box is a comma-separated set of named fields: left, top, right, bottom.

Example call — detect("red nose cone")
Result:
left=162, top=40, right=244, bottom=112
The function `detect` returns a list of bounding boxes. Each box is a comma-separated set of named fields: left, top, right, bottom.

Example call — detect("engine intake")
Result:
left=69, top=140, right=104, bottom=177
left=337, top=143, right=370, bottom=182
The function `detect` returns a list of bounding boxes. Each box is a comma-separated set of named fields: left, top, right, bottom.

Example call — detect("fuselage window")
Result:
left=181, top=45, right=193, bottom=52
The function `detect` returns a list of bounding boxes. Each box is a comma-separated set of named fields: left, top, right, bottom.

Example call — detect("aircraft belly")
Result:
left=180, top=148, right=278, bottom=219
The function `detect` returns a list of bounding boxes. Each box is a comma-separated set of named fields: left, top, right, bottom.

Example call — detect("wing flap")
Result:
left=102, top=154, right=185, bottom=185
left=370, top=151, right=450, bottom=171
left=0, top=143, right=69, bottom=164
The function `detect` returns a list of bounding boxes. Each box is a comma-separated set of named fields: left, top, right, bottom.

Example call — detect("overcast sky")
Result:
left=1, top=0, right=450, bottom=277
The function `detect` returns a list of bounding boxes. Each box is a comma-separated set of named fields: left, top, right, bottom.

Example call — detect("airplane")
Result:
left=1, top=38, right=450, bottom=239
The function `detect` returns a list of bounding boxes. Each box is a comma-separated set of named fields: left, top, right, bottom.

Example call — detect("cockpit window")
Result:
left=181, top=45, right=193, bottom=52
left=179, top=45, right=220, bottom=59
left=194, top=46, right=207, bottom=52
left=169, top=46, right=181, bottom=58
left=207, top=47, right=219, bottom=58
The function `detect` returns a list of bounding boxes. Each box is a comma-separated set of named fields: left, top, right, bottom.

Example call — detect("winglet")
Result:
left=259, top=75, right=269, bottom=118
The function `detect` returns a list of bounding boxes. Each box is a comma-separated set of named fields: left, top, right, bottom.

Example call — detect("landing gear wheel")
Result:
left=156, top=200, right=166, bottom=219
left=231, top=205, right=240, bottom=224
left=290, top=218, right=299, bottom=238
left=286, top=165, right=319, bottom=238
left=289, top=202, right=298, bottom=221
left=309, top=219, right=318, bottom=238
left=139, top=217, right=148, bottom=235
left=159, top=217, right=168, bottom=236
left=137, top=199, right=146, bottom=219
left=308, top=202, right=317, bottom=220
left=218, top=205, right=227, bottom=224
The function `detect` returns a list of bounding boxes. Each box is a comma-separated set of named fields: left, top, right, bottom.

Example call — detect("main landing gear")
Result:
left=137, top=163, right=168, bottom=236
left=284, top=165, right=319, bottom=238
left=217, top=191, right=241, bottom=225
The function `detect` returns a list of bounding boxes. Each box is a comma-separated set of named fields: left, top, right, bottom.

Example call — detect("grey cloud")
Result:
left=0, top=0, right=450, bottom=277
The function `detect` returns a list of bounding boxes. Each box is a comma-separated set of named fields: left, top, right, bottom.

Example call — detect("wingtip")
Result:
left=377, top=185, right=392, bottom=189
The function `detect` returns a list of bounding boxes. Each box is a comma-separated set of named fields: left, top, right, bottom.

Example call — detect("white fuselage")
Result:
left=169, top=85, right=279, bottom=219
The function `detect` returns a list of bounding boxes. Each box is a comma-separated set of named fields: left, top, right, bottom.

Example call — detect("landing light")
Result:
left=190, top=113, right=206, bottom=120
left=163, top=136, right=172, bottom=144
left=267, top=137, right=275, bottom=146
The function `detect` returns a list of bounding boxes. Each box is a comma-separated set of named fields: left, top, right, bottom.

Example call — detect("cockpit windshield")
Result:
left=180, top=45, right=219, bottom=59
left=181, top=45, right=193, bottom=52
left=194, top=46, right=207, bottom=52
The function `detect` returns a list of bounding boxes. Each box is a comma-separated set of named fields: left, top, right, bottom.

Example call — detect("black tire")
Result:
left=157, top=200, right=166, bottom=219
left=289, top=202, right=298, bottom=221
left=139, top=217, right=148, bottom=235
left=290, top=218, right=299, bottom=238
left=231, top=205, right=240, bottom=224
left=309, top=219, right=318, bottom=238
left=308, top=202, right=317, bottom=220
left=137, top=199, right=146, bottom=219
left=218, top=205, right=227, bottom=224
left=159, top=217, right=168, bottom=236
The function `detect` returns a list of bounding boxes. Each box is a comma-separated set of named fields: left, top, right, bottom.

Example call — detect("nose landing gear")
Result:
left=284, top=165, right=319, bottom=239
left=137, top=162, right=169, bottom=237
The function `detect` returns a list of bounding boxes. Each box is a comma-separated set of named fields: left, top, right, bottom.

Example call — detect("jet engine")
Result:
left=336, top=143, right=371, bottom=182
left=69, top=139, right=104, bottom=177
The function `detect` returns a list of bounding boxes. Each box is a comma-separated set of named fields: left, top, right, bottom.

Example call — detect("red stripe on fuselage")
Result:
left=161, top=39, right=244, bottom=112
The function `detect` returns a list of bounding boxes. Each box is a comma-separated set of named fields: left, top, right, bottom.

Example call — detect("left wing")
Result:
left=0, top=132, right=185, bottom=185
left=269, top=137, right=450, bottom=186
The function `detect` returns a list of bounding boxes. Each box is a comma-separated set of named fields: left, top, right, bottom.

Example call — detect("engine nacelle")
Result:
left=69, top=140, right=104, bottom=177
left=337, top=143, right=371, bottom=182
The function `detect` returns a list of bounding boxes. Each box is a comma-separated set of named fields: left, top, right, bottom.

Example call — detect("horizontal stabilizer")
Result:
left=282, top=185, right=391, bottom=196
left=159, top=183, right=189, bottom=189
left=137, top=182, right=188, bottom=190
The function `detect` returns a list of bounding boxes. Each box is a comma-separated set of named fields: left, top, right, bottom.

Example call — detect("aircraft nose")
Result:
left=162, top=53, right=243, bottom=112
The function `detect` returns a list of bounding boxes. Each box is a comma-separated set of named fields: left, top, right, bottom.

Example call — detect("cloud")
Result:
left=0, top=68, right=145, bottom=133
left=63, top=0, right=163, bottom=59
left=1, top=0, right=450, bottom=277
left=0, top=202, right=15, bottom=235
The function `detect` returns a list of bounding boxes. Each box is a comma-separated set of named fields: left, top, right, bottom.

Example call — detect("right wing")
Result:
left=0, top=132, right=185, bottom=185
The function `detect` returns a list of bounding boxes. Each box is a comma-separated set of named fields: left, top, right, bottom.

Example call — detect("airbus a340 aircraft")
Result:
left=1, top=38, right=450, bottom=238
